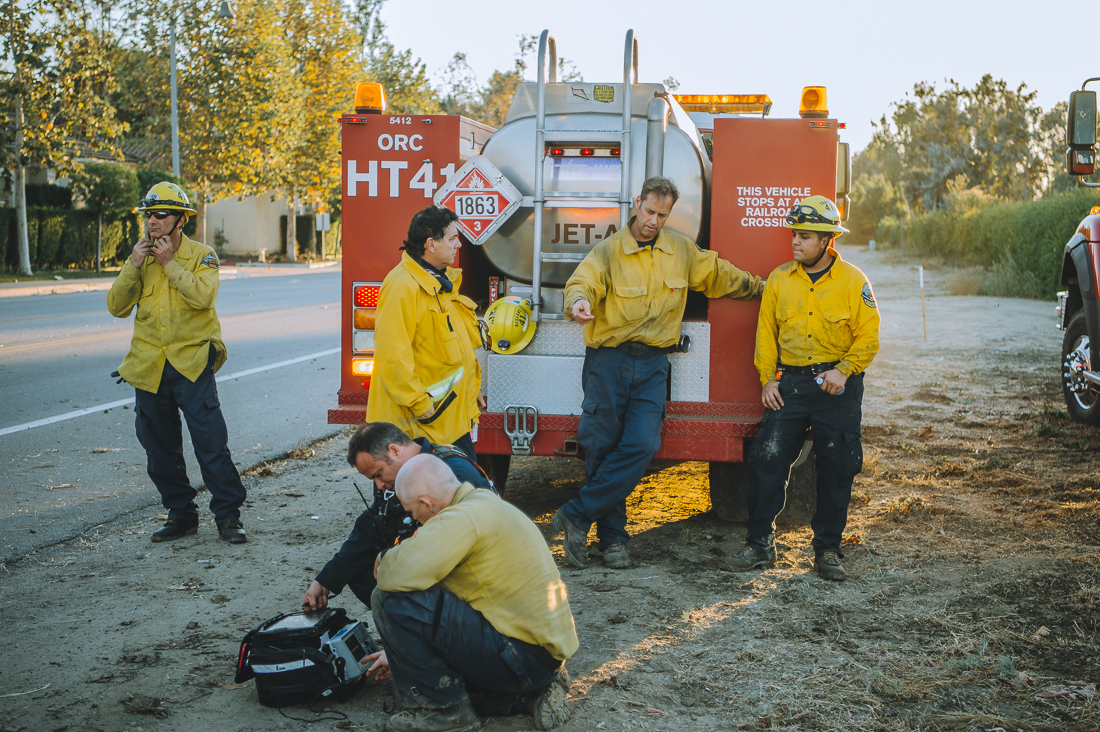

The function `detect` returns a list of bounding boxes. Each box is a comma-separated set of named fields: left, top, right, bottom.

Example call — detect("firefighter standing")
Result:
left=728, top=195, right=880, bottom=581
left=107, top=182, right=247, bottom=544
left=367, top=206, right=484, bottom=460
left=554, top=176, right=765, bottom=570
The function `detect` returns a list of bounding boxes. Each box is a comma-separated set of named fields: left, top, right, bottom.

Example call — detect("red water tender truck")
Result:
left=328, top=30, right=852, bottom=522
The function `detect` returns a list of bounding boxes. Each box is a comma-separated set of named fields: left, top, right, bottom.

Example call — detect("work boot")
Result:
left=217, top=520, right=247, bottom=544
left=552, top=508, right=589, bottom=568
left=151, top=518, right=198, bottom=543
left=724, top=543, right=776, bottom=571
left=601, top=542, right=634, bottom=569
left=385, top=699, right=481, bottom=732
left=814, top=551, right=846, bottom=581
left=527, top=668, right=571, bottom=730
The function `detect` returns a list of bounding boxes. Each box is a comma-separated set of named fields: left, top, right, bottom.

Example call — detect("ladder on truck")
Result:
left=529, top=29, right=645, bottom=322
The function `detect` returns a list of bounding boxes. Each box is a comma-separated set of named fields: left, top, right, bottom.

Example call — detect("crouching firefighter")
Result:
left=370, top=455, right=577, bottom=732
left=302, top=422, right=493, bottom=611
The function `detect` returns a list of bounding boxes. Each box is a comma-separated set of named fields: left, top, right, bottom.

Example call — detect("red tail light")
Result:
left=354, top=285, right=380, bottom=308
left=580, top=148, right=594, bottom=156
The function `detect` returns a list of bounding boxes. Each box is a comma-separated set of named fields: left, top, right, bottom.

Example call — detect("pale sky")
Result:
left=379, top=0, right=1094, bottom=154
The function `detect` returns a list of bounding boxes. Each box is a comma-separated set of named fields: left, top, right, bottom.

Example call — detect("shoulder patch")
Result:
left=861, top=282, right=877, bottom=308
left=200, top=252, right=220, bottom=269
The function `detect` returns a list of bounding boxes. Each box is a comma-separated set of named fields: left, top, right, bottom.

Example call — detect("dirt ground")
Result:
left=2, top=245, right=1098, bottom=732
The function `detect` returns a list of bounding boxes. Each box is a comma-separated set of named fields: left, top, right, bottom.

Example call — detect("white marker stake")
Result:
left=919, top=265, right=927, bottom=341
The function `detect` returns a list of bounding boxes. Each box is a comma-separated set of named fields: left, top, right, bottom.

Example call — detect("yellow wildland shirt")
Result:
left=563, top=219, right=765, bottom=348
left=754, top=249, right=880, bottom=386
left=106, top=235, right=226, bottom=393
left=367, top=252, right=482, bottom=445
left=377, top=483, right=579, bottom=661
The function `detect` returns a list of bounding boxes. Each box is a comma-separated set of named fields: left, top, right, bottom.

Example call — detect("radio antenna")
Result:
left=352, top=481, right=371, bottom=508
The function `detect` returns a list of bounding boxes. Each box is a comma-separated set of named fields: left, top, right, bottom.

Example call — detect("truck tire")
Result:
left=1062, top=310, right=1100, bottom=425
left=477, top=454, right=511, bottom=495
left=708, top=440, right=818, bottom=525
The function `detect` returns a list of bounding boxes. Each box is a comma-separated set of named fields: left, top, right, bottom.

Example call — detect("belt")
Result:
left=780, top=361, right=840, bottom=376
left=613, top=341, right=675, bottom=357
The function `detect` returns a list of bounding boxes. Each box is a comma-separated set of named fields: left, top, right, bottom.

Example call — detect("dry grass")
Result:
left=946, top=267, right=983, bottom=296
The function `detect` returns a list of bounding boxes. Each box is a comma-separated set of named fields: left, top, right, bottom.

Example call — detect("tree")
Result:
left=72, top=162, right=140, bottom=271
left=440, top=35, right=582, bottom=128
left=175, top=0, right=302, bottom=244
left=278, top=0, right=362, bottom=260
left=356, top=0, right=440, bottom=114
left=0, top=0, right=126, bottom=275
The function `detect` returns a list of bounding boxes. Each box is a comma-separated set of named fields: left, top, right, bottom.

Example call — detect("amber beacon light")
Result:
left=355, top=83, right=386, bottom=114
left=799, top=86, right=828, bottom=119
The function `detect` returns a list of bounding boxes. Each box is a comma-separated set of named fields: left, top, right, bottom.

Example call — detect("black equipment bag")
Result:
left=235, top=608, right=364, bottom=708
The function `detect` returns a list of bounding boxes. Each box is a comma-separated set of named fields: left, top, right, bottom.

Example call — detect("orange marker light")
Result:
left=354, top=83, right=386, bottom=114
left=799, top=87, right=828, bottom=119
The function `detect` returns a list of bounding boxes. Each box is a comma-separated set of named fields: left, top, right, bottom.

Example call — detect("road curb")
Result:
left=0, top=261, right=340, bottom=298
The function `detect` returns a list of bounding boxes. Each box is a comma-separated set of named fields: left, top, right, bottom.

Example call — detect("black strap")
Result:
left=431, top=443, right=492, bottom=490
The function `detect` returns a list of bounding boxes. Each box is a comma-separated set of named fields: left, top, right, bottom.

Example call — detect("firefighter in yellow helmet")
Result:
left=106, top=182, right=248, bottom=544
left=727, top=194, right=879, bottom=581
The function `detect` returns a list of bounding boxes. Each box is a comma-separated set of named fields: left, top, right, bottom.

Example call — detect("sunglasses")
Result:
left=143, top=211, right=176, bottom=220
left=786, top=204, right=834, bottom=226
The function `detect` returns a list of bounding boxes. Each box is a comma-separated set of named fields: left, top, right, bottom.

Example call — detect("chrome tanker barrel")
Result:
left=479, top=81, right=712, bottom=288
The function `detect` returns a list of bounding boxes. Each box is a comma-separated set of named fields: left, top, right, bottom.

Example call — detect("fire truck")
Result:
left=329, top=30, right=852, bottom=522
left=1057, top=79, right=1100, bottom=425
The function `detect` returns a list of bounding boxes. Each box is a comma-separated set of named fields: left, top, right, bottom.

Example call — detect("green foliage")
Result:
left=25, top=184, right=72, bottom=207
left=440, top=35, right=578, bottom=128
left=73, top=163, right=141, bottom=217
left=280, top=0, right=362, bottom=209
left=863, top=76, right=1048, bottom=215
left=881, top=187, right=1100, bottom=299
left=357, top=0, right=440, bottom=114
left=37, top=209, right=67, bottom=266
left=178, top=0, right=301, bottom=201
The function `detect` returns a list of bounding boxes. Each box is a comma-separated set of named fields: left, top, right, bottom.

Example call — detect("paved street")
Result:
left=0, top=267, right=345, bottom=563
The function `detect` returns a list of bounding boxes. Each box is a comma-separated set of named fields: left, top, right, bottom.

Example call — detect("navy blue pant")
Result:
left=746, top=372, right=865, bottom=557
left=134, top=350, right=246, bottom=525
left=372, top=587, right=558, bottom=715
left=561, top=346, right=668, bottom=547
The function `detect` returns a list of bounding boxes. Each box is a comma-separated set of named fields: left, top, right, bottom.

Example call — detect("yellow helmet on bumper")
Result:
left=484, top=296, right=536, bottom=355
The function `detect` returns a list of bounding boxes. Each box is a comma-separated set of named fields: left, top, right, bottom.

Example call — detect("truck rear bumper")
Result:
left=477, top=401, right=764, bottom=462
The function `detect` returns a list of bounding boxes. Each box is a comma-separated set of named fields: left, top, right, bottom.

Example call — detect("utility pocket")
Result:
left=664, top=277, right=688, bottom=292
left=432, top=309, right=463, bottom=365
left=136, top=284, right=157, bottom=321
left=843, top=431, right=863, bottom=476
left=822, top=307, right=853, bottom=346
left=611, top=284, right=648, bottom=323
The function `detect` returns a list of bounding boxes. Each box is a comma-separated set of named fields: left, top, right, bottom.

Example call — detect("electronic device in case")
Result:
left=323, top=620, right=380, bottom=679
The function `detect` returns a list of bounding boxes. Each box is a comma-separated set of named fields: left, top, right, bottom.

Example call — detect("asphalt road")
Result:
left=0, top=267, right=345, bottom=564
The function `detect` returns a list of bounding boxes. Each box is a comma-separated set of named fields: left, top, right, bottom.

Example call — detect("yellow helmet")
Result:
left=484, top=296, right=536, bottom=355
left=786, top=195, right=848, bottom=237
left=138, top=182, right=197, bottom=216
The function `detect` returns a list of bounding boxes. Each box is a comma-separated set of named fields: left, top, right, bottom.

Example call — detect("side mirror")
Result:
left=1067, top=90, right=1097, bottom=177
left=1068, top=90, right=1097, bottom=147
left=835, top=142, right=851, bottom=222
left=836, top=142, right=851, bottom=197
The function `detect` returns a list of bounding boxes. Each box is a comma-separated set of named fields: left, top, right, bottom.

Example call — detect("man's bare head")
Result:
left=395, top=454, right=461, bottom=525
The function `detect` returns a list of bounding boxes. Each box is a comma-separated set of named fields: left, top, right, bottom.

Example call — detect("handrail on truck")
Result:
left=530, top=29, right=639, bottom=322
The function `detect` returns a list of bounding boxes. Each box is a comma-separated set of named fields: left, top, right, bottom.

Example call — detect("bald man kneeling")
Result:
left=366, top=454, right=577, bottom=732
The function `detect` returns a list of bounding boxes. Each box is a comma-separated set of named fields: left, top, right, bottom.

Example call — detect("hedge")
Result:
left=876, top=187, right=1100, bottom=299
left=2, top=207, right=142, bottom=270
